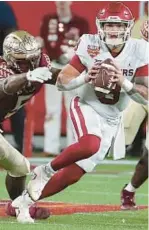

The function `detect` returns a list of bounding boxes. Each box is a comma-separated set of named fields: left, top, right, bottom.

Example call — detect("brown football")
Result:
left=92, top=58, right=121, bottom=94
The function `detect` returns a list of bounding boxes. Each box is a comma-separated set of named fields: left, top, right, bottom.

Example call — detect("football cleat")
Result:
left=11, top=192, right=34, bottom=223
left=27, top=165, right=53, bottom=201
left=120, top=184, right=138, bottom=210
left=6, top=201, right=50, bottom=219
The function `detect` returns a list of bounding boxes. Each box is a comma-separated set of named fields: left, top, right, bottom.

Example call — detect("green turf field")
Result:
left=0, top=163, right=148, bottom=230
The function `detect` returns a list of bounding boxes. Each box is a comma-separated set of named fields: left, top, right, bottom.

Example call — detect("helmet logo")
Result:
left=100, top=9, right=105, bottom=15
left=3, top=30, right=41, bottom=73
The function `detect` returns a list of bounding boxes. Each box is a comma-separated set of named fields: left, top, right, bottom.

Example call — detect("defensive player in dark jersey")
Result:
left=0, top=30, right=59, bottom=219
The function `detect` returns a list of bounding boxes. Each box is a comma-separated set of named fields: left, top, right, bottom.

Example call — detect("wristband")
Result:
left=122, top=79, right=133, bottom=92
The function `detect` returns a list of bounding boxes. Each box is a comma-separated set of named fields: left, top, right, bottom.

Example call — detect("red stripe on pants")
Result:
left=70, top=96, right=88, bottom=139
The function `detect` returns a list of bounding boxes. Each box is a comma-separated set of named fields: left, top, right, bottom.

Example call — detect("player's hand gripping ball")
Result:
left=91, top=58, right=121, bottom=94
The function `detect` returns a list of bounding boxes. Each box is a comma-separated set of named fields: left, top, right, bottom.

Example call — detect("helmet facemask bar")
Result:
left=96, top=17, right=134, bottom=47
left=5, top=50, right=41, bottom=73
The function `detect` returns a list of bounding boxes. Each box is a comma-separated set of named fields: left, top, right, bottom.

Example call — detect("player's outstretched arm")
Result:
left=0, top=67, right=52, bottom=97
left=0, top=72, right=28, bottom=97
left=56, top=64, right=83, bottom=91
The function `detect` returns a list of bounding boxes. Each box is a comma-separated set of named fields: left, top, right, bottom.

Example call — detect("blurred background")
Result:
left=1, top=1, right=148, bottom=159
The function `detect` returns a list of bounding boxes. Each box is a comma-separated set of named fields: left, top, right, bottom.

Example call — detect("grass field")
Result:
left=0, top=162, right=148, bottom=230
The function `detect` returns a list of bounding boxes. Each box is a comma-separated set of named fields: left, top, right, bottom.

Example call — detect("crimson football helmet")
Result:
left=96, top=2, right=134, bottom=47
left=3, top=30, right=41, bottom=73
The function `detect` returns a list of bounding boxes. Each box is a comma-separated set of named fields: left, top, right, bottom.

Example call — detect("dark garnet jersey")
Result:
left=0, top=53, right=50, bottom=122
left=40, top=14, right=89, bottom=60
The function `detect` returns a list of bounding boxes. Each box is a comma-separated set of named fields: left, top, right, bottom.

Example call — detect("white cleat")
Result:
left=27, top=165, right=53, bottom=201
left=16, top=208, right=34, bottom=224
left=12, top=191, right=34, bottom=224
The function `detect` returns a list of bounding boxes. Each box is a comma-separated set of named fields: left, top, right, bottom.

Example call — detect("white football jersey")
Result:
left=74, top=34, right=149, bottom=118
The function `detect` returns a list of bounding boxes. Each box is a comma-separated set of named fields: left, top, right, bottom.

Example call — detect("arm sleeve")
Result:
left=69, top=55, right=86, bottom=73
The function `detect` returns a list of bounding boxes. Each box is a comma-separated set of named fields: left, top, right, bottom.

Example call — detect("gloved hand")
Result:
left=26, top=67, right=52, bottom=83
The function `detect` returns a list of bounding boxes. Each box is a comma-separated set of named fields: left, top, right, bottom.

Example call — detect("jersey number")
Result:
left=96, top=90, right=120, bottom=105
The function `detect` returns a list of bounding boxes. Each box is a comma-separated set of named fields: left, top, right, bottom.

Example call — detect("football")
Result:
left=93, top=58, right=118, bottom=94
left=93, top=58, right=116, bottom=94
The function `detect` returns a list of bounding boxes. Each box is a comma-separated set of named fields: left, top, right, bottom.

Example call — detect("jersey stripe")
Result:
left=70, top=96, right=88, bottom=139
left=69, top=55, right=86, bottom=73
left=135, top=64, right=148, bottom=77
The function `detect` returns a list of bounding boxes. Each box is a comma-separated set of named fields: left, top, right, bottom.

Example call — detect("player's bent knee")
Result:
left=8, top=157, right=30, bottom=177
left=79, top=134, right=101, bottom=154
left=0, top=134, right=30, bottom=176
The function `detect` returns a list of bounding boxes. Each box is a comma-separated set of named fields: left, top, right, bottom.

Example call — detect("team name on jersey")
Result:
left=94, top=59, right=134, bottom=77
left=122, top=69, right=134, bottom=77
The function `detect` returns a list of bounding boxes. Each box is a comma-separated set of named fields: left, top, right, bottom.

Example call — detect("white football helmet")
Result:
left=3, top=30, right=41, bottom=73
left=96, top=2, right=134, bottom=47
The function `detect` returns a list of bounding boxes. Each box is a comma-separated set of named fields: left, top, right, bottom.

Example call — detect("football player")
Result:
left=12, top=2, right=149, bottom=223
left=120, top=19, right=148, bottom=210
left=0, top=30, right=60, bottom=219
left=120, top=142, right=148, bottom=210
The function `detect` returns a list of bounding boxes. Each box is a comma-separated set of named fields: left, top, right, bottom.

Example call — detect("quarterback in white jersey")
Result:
left=74, top=34, right=148, bottom=116
left=11, top=2, right=149, bottom=223
left=56, top=2, right=148, bottom=167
